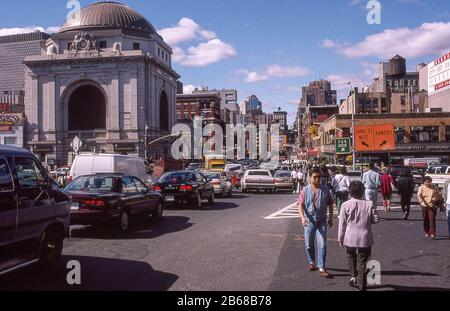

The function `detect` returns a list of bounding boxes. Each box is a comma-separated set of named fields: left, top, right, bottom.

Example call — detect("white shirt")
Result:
left=297, top=172, right=304, bottom=180
left=291, top=171, right=298, bottom=179
left=332, top=174, right=350, bottom=193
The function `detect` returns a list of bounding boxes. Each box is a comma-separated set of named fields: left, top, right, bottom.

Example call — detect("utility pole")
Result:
left=347, top=81, right=356, bottom=171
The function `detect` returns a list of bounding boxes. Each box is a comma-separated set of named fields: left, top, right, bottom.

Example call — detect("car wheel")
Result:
left=151, top=201, right=164, bottom=220
left=39, top=227, right=64, bottom=267
left=119, top=210, right=131, bottom=232
left=242, top=187, right=247, bottom=193
left=208, top=191, right=215, bottom=204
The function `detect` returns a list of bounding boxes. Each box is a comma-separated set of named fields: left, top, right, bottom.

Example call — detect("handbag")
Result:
left=432, top=187, right=445, bottom=211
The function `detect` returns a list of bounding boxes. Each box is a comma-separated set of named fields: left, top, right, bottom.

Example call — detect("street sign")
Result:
left=355, top=124, right=395, bottom=152
left=335, top=138, right=351, bottom=154
left=70, top=136, right=83, bottom=153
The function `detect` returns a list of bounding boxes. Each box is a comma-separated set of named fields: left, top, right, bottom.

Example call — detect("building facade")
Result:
left=0, top=113, right=24, bottom=147
left=22, top=2, right=180, bottom=164
left=192, top=88, right=239, bottom=125
left=273, top=108, right=288, bottom=133
left=318, top=113, right=450, bottom=164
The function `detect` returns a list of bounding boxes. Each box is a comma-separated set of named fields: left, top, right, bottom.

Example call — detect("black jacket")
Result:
left=397, top=176, right=415, bottom=196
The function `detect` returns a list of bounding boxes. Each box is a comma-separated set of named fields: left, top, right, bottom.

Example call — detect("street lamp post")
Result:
left=347, top=81, right=356, bottom=171
left=144, top=126, right=149, bottom=161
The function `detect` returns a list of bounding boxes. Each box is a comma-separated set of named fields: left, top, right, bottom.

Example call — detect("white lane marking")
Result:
left=265, top=203, right=410, bottom=220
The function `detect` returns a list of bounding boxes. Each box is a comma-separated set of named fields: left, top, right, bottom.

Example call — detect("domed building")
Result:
left=24, top=1, right=180, bottom=164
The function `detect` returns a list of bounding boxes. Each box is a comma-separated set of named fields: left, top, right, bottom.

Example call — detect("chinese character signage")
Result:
left=335, top=138, right=351, bottom=154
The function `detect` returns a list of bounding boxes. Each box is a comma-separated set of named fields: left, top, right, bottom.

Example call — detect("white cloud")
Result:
left=350, top=0, right=361, bottom=6
left=183, top=84, right=201, bottom=94
left=179, top=39, right=236, bottom=67
left=0, top=26, right=59, bottom=36
left=158, top=18, right=235, bottom=67
left=324, top=22, right=450, bottom=59
left=321, top=39, right=344, bottom=49
left=238, top=64, right=311, bottom=83
left=361, top=61, right=379, bottom=79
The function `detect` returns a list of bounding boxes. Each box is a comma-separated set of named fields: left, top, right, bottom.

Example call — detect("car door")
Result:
left=122, top=176, right=142, bottom=216
left=13, top=156, right=55, bottom=244
left=0, top=157, right=17, bottom=252
left=132, top=177, right=158, bottom=213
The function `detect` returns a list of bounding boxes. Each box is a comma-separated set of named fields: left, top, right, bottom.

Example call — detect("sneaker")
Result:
left=308, top=263, right=317, bottom=271
left=431, top=235, right=436, bottom=240
left=319, top=270, right=332, bottom=278
left=425, top=234, right=429, bottom=238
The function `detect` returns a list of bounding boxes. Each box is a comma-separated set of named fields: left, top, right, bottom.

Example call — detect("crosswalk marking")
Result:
left=265, top=203, right=412, bottom=220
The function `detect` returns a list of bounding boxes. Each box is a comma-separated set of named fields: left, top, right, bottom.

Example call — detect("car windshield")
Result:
left=275, top=172, right=291, bottom=177
left=211, top=164, right=225, bottom=170
left=227, top=166, right=241, bottom=172
left=66, top=176, right=117, bottom=192
left=204, top=173, right=221, bottom=179
left=248, top=171, right=270, bottom=176
left=160, top=172, right=195, bottom=184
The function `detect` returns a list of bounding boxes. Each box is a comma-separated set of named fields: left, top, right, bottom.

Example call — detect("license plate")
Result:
left=71, top=202, right=79, bottom=211
left=165, top=196, right=175, bottom=202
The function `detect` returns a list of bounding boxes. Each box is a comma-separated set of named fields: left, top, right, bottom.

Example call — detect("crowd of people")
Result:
left=294, top=161, right=449, bottom=291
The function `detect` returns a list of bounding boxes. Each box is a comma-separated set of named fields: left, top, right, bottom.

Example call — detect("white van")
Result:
left=69, top=154, right=153, bottom=185
left=225, top=164, right=244, bottom=175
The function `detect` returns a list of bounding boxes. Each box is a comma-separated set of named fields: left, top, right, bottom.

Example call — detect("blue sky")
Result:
left=1, top=0, right=449, bottom=124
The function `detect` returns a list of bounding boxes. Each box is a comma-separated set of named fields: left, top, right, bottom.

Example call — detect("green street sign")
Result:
left=335, top=138, right=351, bottom=154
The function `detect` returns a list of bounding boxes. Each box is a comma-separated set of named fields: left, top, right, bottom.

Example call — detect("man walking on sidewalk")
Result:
left=298, top=167, right=334, bottom=278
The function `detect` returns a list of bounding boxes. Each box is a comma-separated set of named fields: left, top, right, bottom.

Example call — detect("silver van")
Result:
left=0, top=146, right=70, bottom=276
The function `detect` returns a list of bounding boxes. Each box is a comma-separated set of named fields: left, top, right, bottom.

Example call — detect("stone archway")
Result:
left=159, top=90, right=169, bottom=132
left=67, top=84, right=106, bottom=131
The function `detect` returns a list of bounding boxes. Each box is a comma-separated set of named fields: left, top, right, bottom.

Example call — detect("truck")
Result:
left=404, top=158, right=441, bottom=168
left=204, top=154, right=226, bottom=171
left=425, top=165, right=450, bottom=189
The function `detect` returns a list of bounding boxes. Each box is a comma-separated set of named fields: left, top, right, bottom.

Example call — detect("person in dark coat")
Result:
left=397, top=169, right=415, bottom=220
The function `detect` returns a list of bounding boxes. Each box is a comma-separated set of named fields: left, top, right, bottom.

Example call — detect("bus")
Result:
left=404, top=158, right=441, bottom=168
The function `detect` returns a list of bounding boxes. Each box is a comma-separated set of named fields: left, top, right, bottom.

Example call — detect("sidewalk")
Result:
left=269, top=205, right=450, bottom=291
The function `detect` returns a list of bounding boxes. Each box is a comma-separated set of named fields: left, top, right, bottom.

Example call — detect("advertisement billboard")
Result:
left=428, top=51, right=450, bottom=95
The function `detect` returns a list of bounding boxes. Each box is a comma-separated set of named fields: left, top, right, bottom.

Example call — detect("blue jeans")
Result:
left=365, top=189, right=378, bottom=208
left=304, top=219, right=327, bottom=269
left=447, top=205, right=450, bottom=237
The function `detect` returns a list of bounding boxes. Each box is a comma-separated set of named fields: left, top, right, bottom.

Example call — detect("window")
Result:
left=0, top=158, right=14, bottom=192
left=14, top=157, right=46, bottom=189
left=158, top=47, right=160, bottom=56
left=67, top=176, right=117, bottom=192
left=99, top=41, right=107, bottom=49
left=3, top=137, right=16, bottom=145
left=133, top=178, right=147, bottom=192
left=133, top=42, right=140, bottom=50
left=395, top=127, right=404, bottom=144
left=401, top=96, right=406, bottom=106
left=67, top=43, right=71, bottom=50
left=410, top=126, right=439, bottom=143
left=122, top=177, right=138, bottom=193
left=445, top=126, right=450, bottom=142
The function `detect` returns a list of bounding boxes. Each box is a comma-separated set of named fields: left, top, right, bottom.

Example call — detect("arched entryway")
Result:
left=68, top=84, right=106, bottom=131
left=160, top=90, right=169, bottom=132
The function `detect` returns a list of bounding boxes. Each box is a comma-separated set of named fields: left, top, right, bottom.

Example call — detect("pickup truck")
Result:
left=425, top=165, right=450, bottom=189
left=241, top=169, right=275, bottom=193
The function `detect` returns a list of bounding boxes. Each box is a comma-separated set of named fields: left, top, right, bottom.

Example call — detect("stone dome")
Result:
left=59, top=1, right=156, bottom=34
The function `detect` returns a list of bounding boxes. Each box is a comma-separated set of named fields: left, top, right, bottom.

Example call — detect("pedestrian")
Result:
left=332, top=166, right=350, bottom=217
left=291, top=169, right=298, bottom=194
left=362, top=162, right=380, bottom=208
left=445, top=179, right=450, bottom=238
left=417, top=176, right=442, bottom=240
left=298, top=167, right=334, bottom=278
left=297, top=169, right=305, bottom=193
left=338, top=181, right=379, bottom=291
left=320, top=165, right=332, bottom=191
left=380, top=168, right=394, bottom=212
left=397, top=169, right=415, bottom=220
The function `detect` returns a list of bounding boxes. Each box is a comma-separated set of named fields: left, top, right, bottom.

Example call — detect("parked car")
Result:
left=203, top=171, right=233, bottom=197
left=411, top=168, right=425, bottom=186
left=347, top=170, right=363, bottom=183
left=69, top=154, right=153, bottom=186
left=425, top=165, right=450, bottom=189
left=64, top=174, right=164, bottom=232
left=241, top=169, right=275, bottom=193
left=274, top=170, right=295, bottom=192
left=152, top=171, right=215, bottom=208
left=0, top=146, right=70, bottom=277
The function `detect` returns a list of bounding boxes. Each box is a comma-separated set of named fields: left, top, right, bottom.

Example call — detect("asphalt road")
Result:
left=1, top=190, right=449, bottom=291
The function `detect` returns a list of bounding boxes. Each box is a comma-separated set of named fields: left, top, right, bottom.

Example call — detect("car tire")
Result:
left=208, top=191, right=215, bottom=204
left=151, top=201, right=164, bottom=220
left=242, top=187, right=247, bottom=193
left=39, top=227, right=64, bottom=267
left=119, top=210, right=131, bottom=232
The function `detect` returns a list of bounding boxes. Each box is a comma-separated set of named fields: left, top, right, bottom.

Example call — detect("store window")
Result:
left=446, top=126, right=450, bottom=142
left=410, top=126, right=439, bottom=143
left=3, top=137, right=16, bottom=145
left=395, top=127, right=404, bottom=144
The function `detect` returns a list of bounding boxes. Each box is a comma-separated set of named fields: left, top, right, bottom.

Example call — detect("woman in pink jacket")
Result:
left=338, top=181, right=380, bottom=291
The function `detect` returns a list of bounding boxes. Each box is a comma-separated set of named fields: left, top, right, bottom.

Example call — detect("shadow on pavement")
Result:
left=0, top=255, right=178, bottom=291
left=70, top=216, right=193, bottom=240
